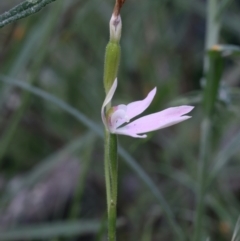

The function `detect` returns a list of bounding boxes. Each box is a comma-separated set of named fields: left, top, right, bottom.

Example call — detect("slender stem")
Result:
left=108, top=134, right=118, bottom=241
left=104, top=129, right=118, bottom=241
left=104, top=129, right=112, bottom=213
left=203, top=0, right=220, bottom=72
left=103, top=10, right=121, bottom=240
left=193, top=118, right=211, bottom=241
left=0, top=0, right=58, bottom=28
left=108, top=200, right=117, bottom=241
left=193, top=0, right=221, bottom=240
left=109, top=134, right=118, bottom=204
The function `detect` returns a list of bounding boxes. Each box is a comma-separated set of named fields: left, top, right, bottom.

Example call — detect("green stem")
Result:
left=103, top=17, right=121, bottom=241
left=104, top=130, right=118, bottom=241
left=0, top=0, right=59, bottom=28
left=193, top=118, right=211, bottom=241
left=109, top=134, right=118, bottom=204
left=108, top=134, right=118, bottom=241
left=193, top=0, right=221, bottom=240
left=108, top=200, right=117, bottom=241
left=203, top=0, right=221, bottom=72
left=104, top=129, right=112, bottom=213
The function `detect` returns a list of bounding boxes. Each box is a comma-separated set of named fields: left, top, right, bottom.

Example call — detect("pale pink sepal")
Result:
left=114, top=106, right=194, bottom=138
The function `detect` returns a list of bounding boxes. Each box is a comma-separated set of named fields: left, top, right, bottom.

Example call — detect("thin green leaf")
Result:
left=0, top=0, right=59, bottom=28
left=0, top=219, right=124, bottom=240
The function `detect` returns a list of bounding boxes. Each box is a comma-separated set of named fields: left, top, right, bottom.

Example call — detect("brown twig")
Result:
left=113, top=0, right=126, bottom=16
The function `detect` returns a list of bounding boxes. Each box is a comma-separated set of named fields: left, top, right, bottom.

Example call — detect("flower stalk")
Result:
left=103, top=1, right=124, bottom=240
left=193, top=0, right=222, bottom=240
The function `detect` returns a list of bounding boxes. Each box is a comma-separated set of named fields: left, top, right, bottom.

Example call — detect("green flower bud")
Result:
left=104, top=42, right=121, bottom=93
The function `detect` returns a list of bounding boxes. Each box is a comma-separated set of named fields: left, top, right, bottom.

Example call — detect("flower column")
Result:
left=103, top=1, right=124, bottom=241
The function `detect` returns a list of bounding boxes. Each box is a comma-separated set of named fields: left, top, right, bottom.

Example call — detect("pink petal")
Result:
left=101, top=78, right=118, bottom=128
left=115, top=106, right=194, bottom=138
left=114, top=87, right=157, bottom=129
left=126, top=87, right=157, bottom=119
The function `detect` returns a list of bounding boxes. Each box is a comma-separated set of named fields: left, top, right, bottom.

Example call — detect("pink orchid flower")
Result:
left=102, top=78, right=194, bottom=138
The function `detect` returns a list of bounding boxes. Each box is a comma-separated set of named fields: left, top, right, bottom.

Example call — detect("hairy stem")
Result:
left=0, top=0, right=58, bottom=28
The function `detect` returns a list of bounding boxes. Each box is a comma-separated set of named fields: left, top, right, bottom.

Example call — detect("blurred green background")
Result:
left=0, top=0, right=240, bottom=240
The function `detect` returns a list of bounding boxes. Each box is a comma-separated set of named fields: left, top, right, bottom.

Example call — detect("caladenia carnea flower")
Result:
left=102, top=78, right=194, bottom=138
